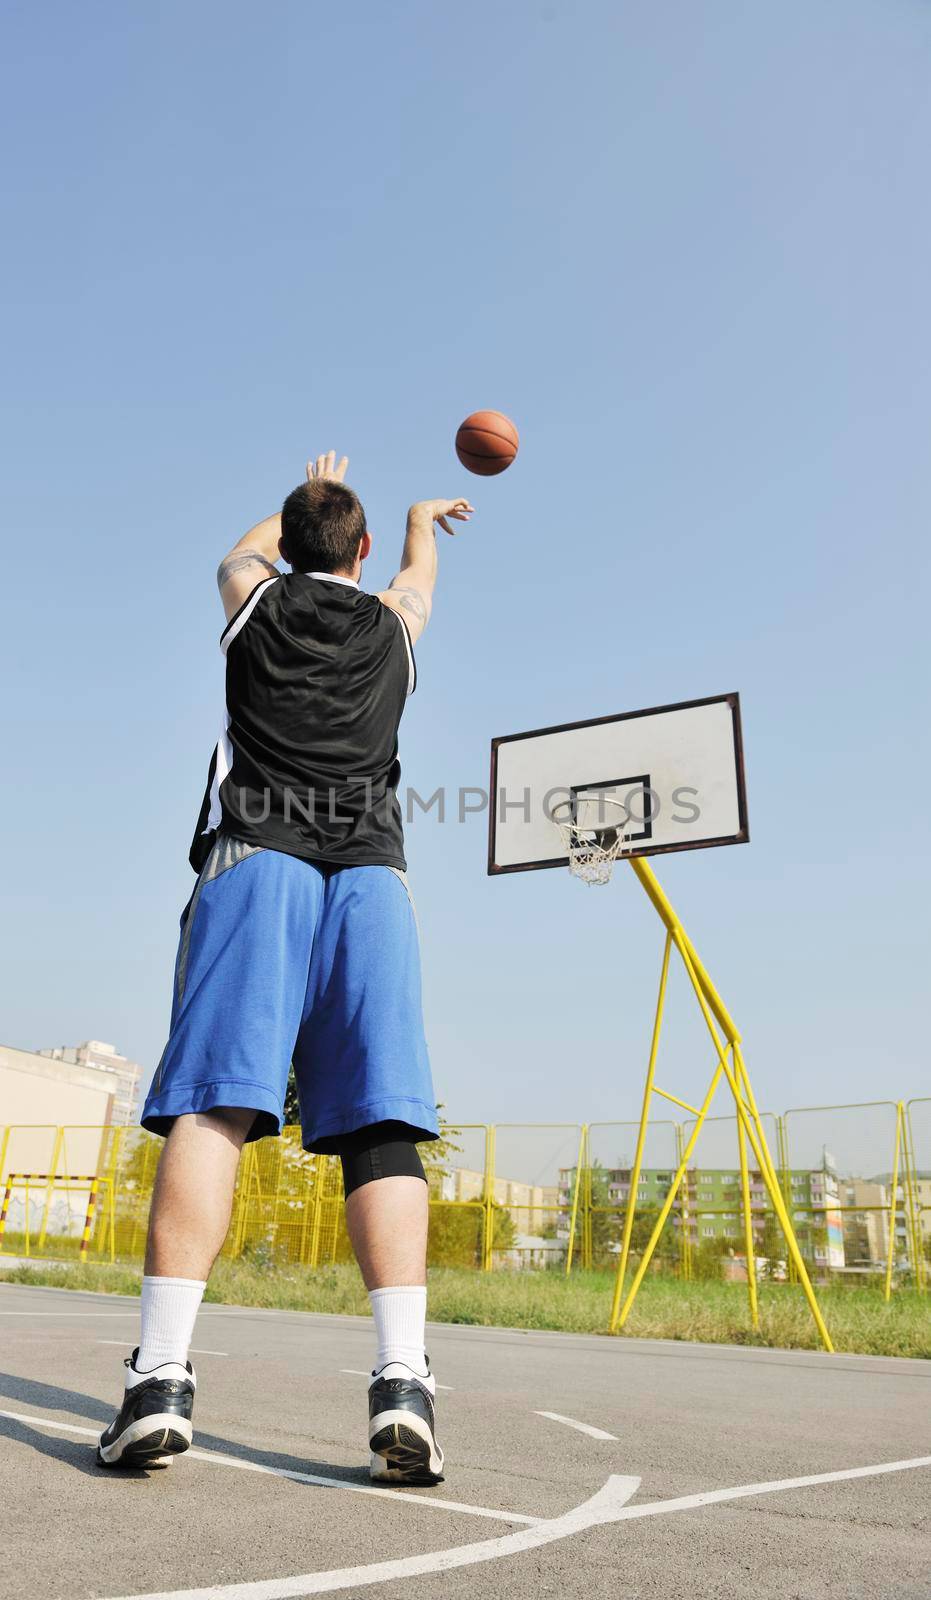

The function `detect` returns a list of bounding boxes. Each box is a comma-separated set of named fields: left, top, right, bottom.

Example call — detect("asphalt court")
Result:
left=1, top=1283, right=929, bottom=1599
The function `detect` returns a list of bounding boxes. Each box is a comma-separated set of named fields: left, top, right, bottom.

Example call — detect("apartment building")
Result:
left=840, top=1178, right=890, bottom=1268
left=37, top=1040, right=142, bottom=1126
left=556, top=1159, right=846, bottom=1269
left=437, top=1166, right=560, bottom=1233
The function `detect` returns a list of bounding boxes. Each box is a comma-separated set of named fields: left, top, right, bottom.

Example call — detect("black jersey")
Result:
left=189, top=572, right=416, bottom=873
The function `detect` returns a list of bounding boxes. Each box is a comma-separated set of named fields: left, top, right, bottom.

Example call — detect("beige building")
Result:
left=840, top=1178, right=889, bottom=1268
left=872, top=1171, right=931, bottom=1264
left=36, top=1040, right=142, bottom=1125
left=437, top=1167, right=560, bottom=1233
left=1, top=1044, right=119, bottom=1237
left=895, top=1174, right=931, bottom=1260
left=914, top=1177, right=931, bottom=1240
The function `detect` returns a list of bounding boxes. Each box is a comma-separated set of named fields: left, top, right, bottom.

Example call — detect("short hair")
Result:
left=280, top=480, right=367, bottom=574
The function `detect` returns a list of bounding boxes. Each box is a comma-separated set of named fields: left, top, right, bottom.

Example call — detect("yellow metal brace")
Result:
left=608, top=855, right=834, bottom=1353
left=900, top=1110, right=926, bottom=1294
left=482, top=1125, right=497, bottom=1271
left=564, top=1123, right=588, bottom=1275
left=884, top=1105, right=904, bottom=1301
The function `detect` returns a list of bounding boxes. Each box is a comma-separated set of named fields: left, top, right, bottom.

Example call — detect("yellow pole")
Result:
left=728, top=1057, right=823, bottom=1339
left=482, top=1125, right=496, bottom=1271
left=675, top=940, right=834, bottom=1352
left=735, top=1058, right=760, bottom=1329
left=37, top=1127, right=63, bottom=1252
left=629, top=859, right=740, bottom=1038
left=235, top=1144, right=258, bottom=1257
left=777, top=1114, right=798, bottom=1285
left=582, top=1138, right=593, bottom=1269
left=581, top=1146, right=591, bottom=1268
left=620, top=858, right=833, bottom=1346
left=0, top=1178, right=12, bottom=1250
left=613, top=1048, right=729, bottom=1330
left=308, top=1150, right=324, bottom=1269
left=564, top=1125, right=587, bottom=1275
left=269, top=1141, right=285, bottom=1258
left=653, top=1087, right=701, bottom=1116
left=79, top=1179, right=99, bottom=1263
left=129, top=1137, right=153, bottom=1259
left=676, top=1123, right=692, bottom=1280
left=107, top=1176, right=115, bottom=1264
left=903, top=1103, right=926, bottom=1293
left=104, top=1128, right=121, bottom=1260
left=899, top=1113, right=926, bottom=1293
left=298, top=1158, right=314, bottom=1266
left=609, top=933, right=672, bottom=1325
left=883, top=1104, right=903, bottom=1302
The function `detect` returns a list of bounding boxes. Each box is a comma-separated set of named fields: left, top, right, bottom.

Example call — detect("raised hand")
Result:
left=421, top=498, right=475, bottom=536
left=307, top=451, right=349, bottom=484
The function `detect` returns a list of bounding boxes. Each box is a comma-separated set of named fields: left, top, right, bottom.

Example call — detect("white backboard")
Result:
left=488, top=693, right=748, bottom=874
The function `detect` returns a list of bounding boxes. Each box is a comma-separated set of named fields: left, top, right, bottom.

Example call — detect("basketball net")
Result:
left=552, top=796, right=632, bottom=886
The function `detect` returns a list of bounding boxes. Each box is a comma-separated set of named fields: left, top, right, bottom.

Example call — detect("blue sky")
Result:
left=2, top=2, right=929, bottom=1177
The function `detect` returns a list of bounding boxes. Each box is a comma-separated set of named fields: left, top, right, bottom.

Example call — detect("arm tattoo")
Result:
left=389, top=584, right=428, bottom=624
left=216, top=551, right=279, bottom=590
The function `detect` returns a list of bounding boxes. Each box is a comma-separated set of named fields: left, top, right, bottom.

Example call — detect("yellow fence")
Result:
left=0, top=1102, right=927, bottom=1288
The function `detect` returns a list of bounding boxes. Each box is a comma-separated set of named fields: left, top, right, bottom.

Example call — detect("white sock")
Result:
left=369, top=1286, right=428, bottom=1376
left=136, top=1275, right=206, bottom=1372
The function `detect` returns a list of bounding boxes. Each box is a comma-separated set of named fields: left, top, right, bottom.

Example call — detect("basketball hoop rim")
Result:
left=550, top=794, right=632, bottom=841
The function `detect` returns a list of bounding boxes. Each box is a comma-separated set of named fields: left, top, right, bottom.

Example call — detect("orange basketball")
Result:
left=455, top=409, right=519, bottom=476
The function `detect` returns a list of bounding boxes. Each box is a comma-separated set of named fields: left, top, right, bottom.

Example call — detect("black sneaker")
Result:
left=97, top=1348, right=195, bottom=1468
left=368, top=1361, right=444, bottom=1484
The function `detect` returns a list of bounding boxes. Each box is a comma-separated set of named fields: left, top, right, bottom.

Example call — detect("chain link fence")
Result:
left=1, top=1100, right=928, bottom=1287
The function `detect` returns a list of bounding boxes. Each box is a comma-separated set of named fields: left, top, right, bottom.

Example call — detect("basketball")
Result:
left=455, top=409, right=519, bottom=476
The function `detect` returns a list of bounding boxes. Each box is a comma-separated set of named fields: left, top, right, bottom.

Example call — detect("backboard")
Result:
left=487, top=692, right=748, bottom=874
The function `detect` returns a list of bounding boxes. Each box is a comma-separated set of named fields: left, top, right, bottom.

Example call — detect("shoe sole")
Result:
left=369, top=1412, right=444, bottom=1485
left=97, top=1414, right=193, bottom=1468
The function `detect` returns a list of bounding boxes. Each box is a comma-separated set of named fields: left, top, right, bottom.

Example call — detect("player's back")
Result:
left=190, top=573, right=416, bottom=872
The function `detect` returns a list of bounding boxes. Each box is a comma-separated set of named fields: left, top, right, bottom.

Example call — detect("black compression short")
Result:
left=336, top=1120, right=427, bottom=1199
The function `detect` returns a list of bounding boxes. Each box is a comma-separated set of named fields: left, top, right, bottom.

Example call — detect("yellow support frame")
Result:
left=900, top=1109, right=926, bottom=1294
left=781, top=1100, right=924, bottom=1299
left=884, top=1105, right=904, bottom=1301
left=608, top=855, right=834, bottom=1352
left=564, top=1125, right=589, bottom=1275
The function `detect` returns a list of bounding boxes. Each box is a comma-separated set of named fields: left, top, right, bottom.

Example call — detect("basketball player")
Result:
left=98, top=452, right=473, bottom=1484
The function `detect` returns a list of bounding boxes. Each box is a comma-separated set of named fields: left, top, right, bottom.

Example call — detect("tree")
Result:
left=691, top=1232, right=734, bottom=1281
left=283, top=1063, right=300, bottom=1126
left=582, top=1161, right=618, bottom=1265
left=758, top=1210, right=786, bottom=1280
left=569, top=1163, right=678, bottom=1270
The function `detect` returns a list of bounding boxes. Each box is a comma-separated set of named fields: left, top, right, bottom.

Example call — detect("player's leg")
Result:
left=98, top=839, right=322, bottom=1469
left=297, top=866, right=443, bottom=1482
left=345, top=1170, right=428, bottom=1290
left=97, top=1107, right=254, bottom=1468
left=338, top=1126, right=442, bottom=1482
left=341, top=1125, right=430, bottom=1366
left=144, top=1107, right=255, bottom=1283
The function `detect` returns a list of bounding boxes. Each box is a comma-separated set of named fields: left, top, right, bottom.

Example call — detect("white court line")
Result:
left=535, top=1411, right=618, bottom=1441
left=97, top=1477, right=641, bottom=1600
left=5, top=1403, right=931, bottom=1598
left=93, top=1454, right=931, bottom=1600
left=0, top=1310, right=138, bottom=1316
left=340, top=1369, right=454, bottom=1391
left=97, top=1341, right=229, bottom=1357
left=0, top=1410, right=539, bottom=1526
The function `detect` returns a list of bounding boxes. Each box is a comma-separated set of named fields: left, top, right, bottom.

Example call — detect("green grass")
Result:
left=1, top=1256, right=927, bottom=1358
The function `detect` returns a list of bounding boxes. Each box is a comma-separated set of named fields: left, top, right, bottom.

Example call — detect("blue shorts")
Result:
left=141, top=836, right=438, bottom=1152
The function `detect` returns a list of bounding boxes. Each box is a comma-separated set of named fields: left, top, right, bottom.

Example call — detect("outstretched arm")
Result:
left=216, top=452, right=349, bottom=623
left=378, top=497, right=474, bottom=644
left=216, top=516, right=281, bottom=623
